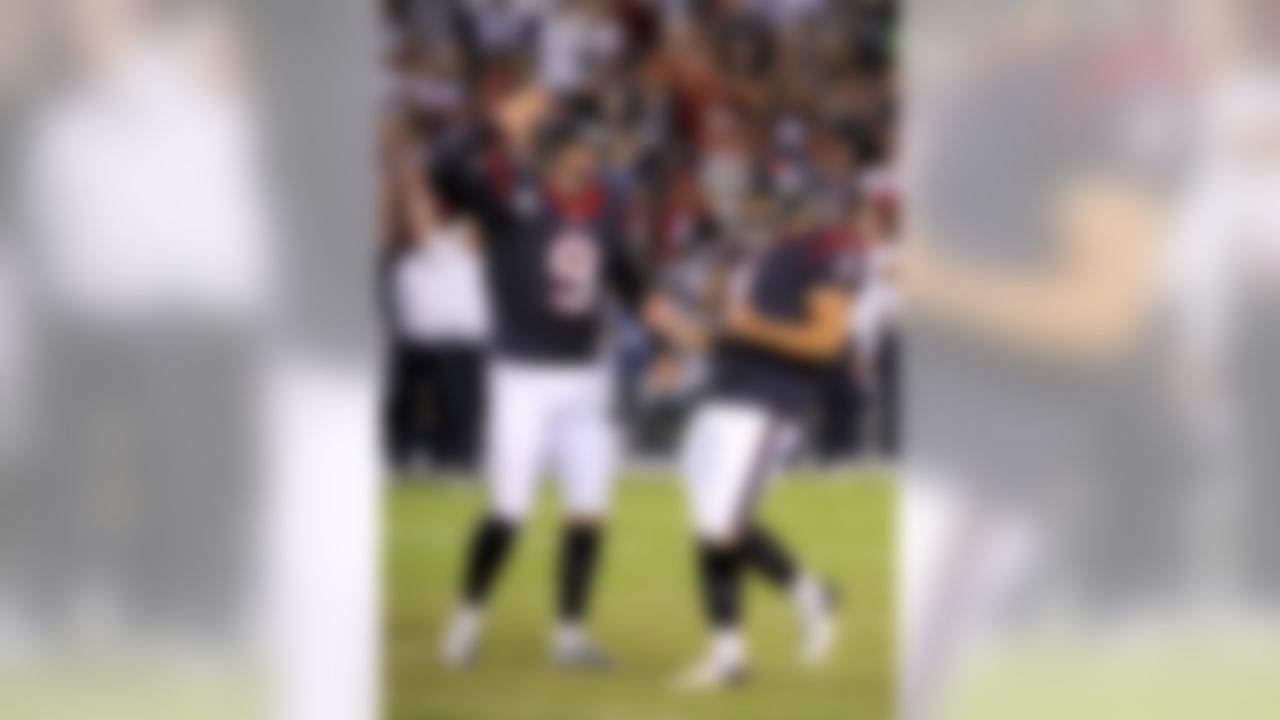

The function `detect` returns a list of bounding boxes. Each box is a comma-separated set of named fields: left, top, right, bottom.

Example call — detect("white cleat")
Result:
left=674, top=652, right=750, bottom=691
left=440, top=606, right=483, bottom=668
left=552, top=627, right=614, bottom=671
left=795, top=577, right=841, bottom=667
left=674, top=631, right=750, bottom=691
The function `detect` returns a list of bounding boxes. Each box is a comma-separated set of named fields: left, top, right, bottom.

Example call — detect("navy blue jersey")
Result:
left=710, top=233, right=859, bottom=418
left=432, top=130, right=647, bottom=363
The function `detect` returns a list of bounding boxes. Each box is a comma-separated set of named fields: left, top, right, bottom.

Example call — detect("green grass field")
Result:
left=385, top=471, right=895, bottom=720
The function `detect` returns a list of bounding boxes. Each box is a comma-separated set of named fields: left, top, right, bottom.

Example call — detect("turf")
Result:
left=384, top=471, right=895, bottom=720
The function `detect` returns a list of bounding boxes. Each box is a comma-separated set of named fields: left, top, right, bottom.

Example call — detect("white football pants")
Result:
left=485, top=361, right=617, bottom=522
left=679, top=400, right=799, bottom=541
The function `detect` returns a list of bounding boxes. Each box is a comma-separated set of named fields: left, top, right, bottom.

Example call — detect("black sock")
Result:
left=559, top=524, right=603, bottom=624
left=699, top=542, right=743, bottom=629
left=742, top=524, right=799, bottom=590
left=463, top=516, right=517, bottom=606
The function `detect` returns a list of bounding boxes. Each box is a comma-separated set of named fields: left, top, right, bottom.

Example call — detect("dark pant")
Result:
left=384, top=340, right=486, bottom=473
left=874, top=331, right=901, bottom=458
left=815, top=358, right=863, bottom=461
left=425, top=343, right=486, bottom=470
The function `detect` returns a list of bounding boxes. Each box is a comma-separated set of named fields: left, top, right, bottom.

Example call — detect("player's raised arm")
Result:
left=393, top=123, right=443, bottom=244
left=429, top=127, right=492, bottom=220
left=429, top=84, right=552, bottom=223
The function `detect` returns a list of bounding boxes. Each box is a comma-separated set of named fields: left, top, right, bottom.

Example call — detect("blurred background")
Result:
left=0, top=1, right=379, bottom=718
left=903, top=1, right=1280, bottom=718
left=377, top=0, right=901, bottom=477
left=1, top=0, right=1279, bottom=719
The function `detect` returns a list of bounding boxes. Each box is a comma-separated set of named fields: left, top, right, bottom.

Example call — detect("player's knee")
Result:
left=475, top=511, right=513, bottom=533
left=565, top=514, right=604, bottom=530
left=488, top=504, right=529, bottom=528
left=694, top=508, right=747, bottom=549
left=700, top=525, right=743, bottom=551
left=564, top=489, right=611, bottom=523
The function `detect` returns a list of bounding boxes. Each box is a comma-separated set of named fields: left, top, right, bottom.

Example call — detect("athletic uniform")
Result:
left=682, top=232, right=858, bottom=539
left=672, top=230, right=855, bottom=687
left=433, top=125, right=649, bottom=669
left=434, top=127, right=647, bottom=520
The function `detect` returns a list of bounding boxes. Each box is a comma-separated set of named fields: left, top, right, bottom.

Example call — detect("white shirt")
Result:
left=394, top=226, right=491, bottom=344
left=27, top=42, right=273, bottom=322
left=1169, top=71, right=1280, bottom=364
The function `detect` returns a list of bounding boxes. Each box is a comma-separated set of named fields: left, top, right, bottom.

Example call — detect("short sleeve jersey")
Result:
left=710, top=233, right=859, bottom=418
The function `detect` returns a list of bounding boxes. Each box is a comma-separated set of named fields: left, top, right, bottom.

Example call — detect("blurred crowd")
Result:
left=379, top=0, right=900, bottom=474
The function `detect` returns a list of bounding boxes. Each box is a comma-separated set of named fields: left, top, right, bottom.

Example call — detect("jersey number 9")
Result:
left=548, top=232, right=602, bottom=317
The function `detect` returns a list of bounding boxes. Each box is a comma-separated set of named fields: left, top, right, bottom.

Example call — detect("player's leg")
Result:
left=740, top=522, right=841, bottom=666
left=720, top=412, right=841, bottom=667
left=689, top=535, right=747, bottom=686
left=441, top=364, right=549, bottom=666
left=548, top=366, right=618, bottom=668
left=676, top=403, right=780, bottom=688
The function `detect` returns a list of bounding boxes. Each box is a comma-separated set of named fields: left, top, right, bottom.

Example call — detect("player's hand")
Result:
left=644, top=295, right=708, bottom=352
left=723, top=294, right=761, bottom=340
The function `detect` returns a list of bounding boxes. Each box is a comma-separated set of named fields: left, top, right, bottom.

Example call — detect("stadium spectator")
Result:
left=383, top=114, right=490, bottom=473
left=381, top=0, right=900, bottom=471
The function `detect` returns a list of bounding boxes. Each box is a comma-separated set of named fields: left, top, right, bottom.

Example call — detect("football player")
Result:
left=673, top=178, right=855, bottom=688
left=431, top=86, right=678, bottom=669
